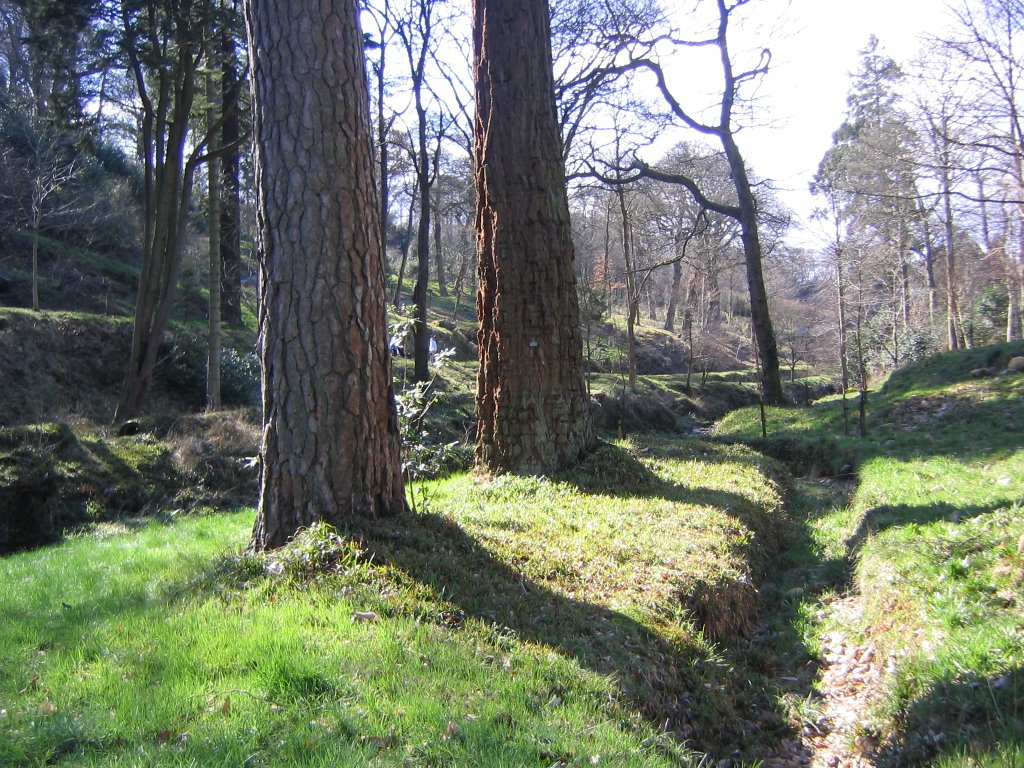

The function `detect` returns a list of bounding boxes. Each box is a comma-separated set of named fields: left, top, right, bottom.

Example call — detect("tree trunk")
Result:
left=721, top=132, right=783, bottom=403
left=219, top=19, right=243, bottom=327
left=393, top=195, right=414, bottom=309
left=615, top=182, right=638, bottom=390
left=247, top=0, right=405, bottom=550
left=115, top=55, right=199, bottom=424
left=411, top=93, right=431, bottom=383
left=115, top=3, right=209, bottom=424
left=432, top=140, right=448, bottom=297
left=919, top=206, right=937, bottom=327
left=942, top=184, right=959, bottom=351
left=206, top=59, right=222, bottom=411
left=664, top=257, right=682, bottom=332
left=473, top=0, right=595, bottom=474
left=30, top=204, right=40, bottom=311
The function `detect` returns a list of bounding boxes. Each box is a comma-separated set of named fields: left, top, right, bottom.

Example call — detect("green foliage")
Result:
left=158, top=332, right=259, bottom=407
left=263, top=521, right=370, bottom=583
left=391, top=313, right=473, bottom=484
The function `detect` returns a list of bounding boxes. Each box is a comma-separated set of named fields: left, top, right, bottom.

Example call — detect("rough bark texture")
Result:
left=247, top=0, right=405, bottom=550
left=473, top=0, right=595, bottom=474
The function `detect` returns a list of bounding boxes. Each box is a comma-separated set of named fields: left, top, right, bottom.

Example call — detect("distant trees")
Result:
left=811, top=7, right=1024, bottom=383
left=0, top=111, right=89, bottom=309
left=248, top=0, right=405, bottom=549
left=473, top=0, right=595, bottom=474
left=6, top=0, right=1024, bottom=434
left=114, top=0, right=236, bottom=422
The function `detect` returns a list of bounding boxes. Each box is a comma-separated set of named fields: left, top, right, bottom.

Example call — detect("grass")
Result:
left=715, top=340, right=1024, bottom=765
left=0, top=439, right=801, bottom=767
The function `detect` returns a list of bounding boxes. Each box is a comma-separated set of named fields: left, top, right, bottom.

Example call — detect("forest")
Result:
left=0, top=0, right=1023, bottom=766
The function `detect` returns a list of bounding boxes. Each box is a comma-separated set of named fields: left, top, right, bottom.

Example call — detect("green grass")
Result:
left=715, top=341, right=1024, bottom=765
left=0, top=439, right=799, bottom=767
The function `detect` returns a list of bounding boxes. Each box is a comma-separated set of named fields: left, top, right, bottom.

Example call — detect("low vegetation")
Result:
left=1, top=440, right=800, bottom=767
left=716, top=341, right=1024, bottom=766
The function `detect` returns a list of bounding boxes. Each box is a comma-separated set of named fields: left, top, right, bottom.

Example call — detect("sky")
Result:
left=714, top=0, right=957, bottom=245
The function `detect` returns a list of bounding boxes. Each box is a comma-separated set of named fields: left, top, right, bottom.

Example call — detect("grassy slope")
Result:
left=0, top=439, right=799, bottom=768
left=716, top=341, right=1024, bottom=766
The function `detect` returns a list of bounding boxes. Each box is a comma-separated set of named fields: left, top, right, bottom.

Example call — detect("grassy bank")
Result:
left=0, top=439, right=795, bottom=767
left=716, top=341, right=1024, bottom=766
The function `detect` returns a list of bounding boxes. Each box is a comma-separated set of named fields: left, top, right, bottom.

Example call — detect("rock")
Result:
left=969, top=367, right=992, bottom=377
left=1008, top=356, right=1024, bottom=373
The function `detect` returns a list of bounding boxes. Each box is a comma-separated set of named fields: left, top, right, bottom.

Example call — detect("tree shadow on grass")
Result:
left=350, top=441, right=817, bottom=761
left=871, top=665, right=1024, bottom=767
left=352, top=508, right=776, bottom=759
left=846, top=501, right=1017, bottom=556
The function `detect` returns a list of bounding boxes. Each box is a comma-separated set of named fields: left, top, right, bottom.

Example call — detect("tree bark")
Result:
left=206, top=55, right=222, bottom=410
left=247, top=0, right=405, bottom=550
left=473, top=0, right=595, bottom=474
left=219, top=17, right=243, bottom=327
left=664, top=258, right=682, bottom=332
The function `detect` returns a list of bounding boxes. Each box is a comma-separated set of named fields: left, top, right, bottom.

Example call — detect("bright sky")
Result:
left=724, top=0, right=957, bottom=245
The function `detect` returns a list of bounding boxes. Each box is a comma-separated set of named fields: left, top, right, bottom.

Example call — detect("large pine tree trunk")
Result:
left=247, top=0, right=405, bottom=550
left=473, top=0, right=595, bottom=474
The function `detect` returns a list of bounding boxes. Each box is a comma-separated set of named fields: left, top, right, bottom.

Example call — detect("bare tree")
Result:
left=578, top=0, right=786, bottom=402
left=0, top=114, right=88, bottom=310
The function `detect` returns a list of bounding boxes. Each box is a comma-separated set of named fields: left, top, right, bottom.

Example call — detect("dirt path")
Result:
left=756, top=479, right=895, bottom=768
left=757, top=590, right=891, bottom=768
left=799, top=595, right=891, bottom=768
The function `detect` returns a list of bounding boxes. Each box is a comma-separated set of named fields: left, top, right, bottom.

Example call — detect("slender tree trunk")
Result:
left=206, top=60, right=222, bottom=411
left=115, top=89, right=198, bottom=423
left=393, top=195, right=414, bottom=309
left=30, top=205, right=40, bottom=311
left=115, top=6, right=213, bottom=424
left=219, top=17, right=243, bottom=326
left=616, top=183, right=638, bottom=390
left=942, top=185, right=959, bottom=351
left=721, top=132, right=783, bottom=403
left=473, top=0, right=595, bottom=474
left=664, top=257, right=682, bottom=332
left=899, top=220, right=911, bottom=331
left=432, top=138, right=447, bottom=297
left=836, top=247, right=850, bottom=434
left=247, top=0, right=405, bottom=550
left=919, top=207, right=937, bottom=327
left=412, top=102, right=431, bottom=382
